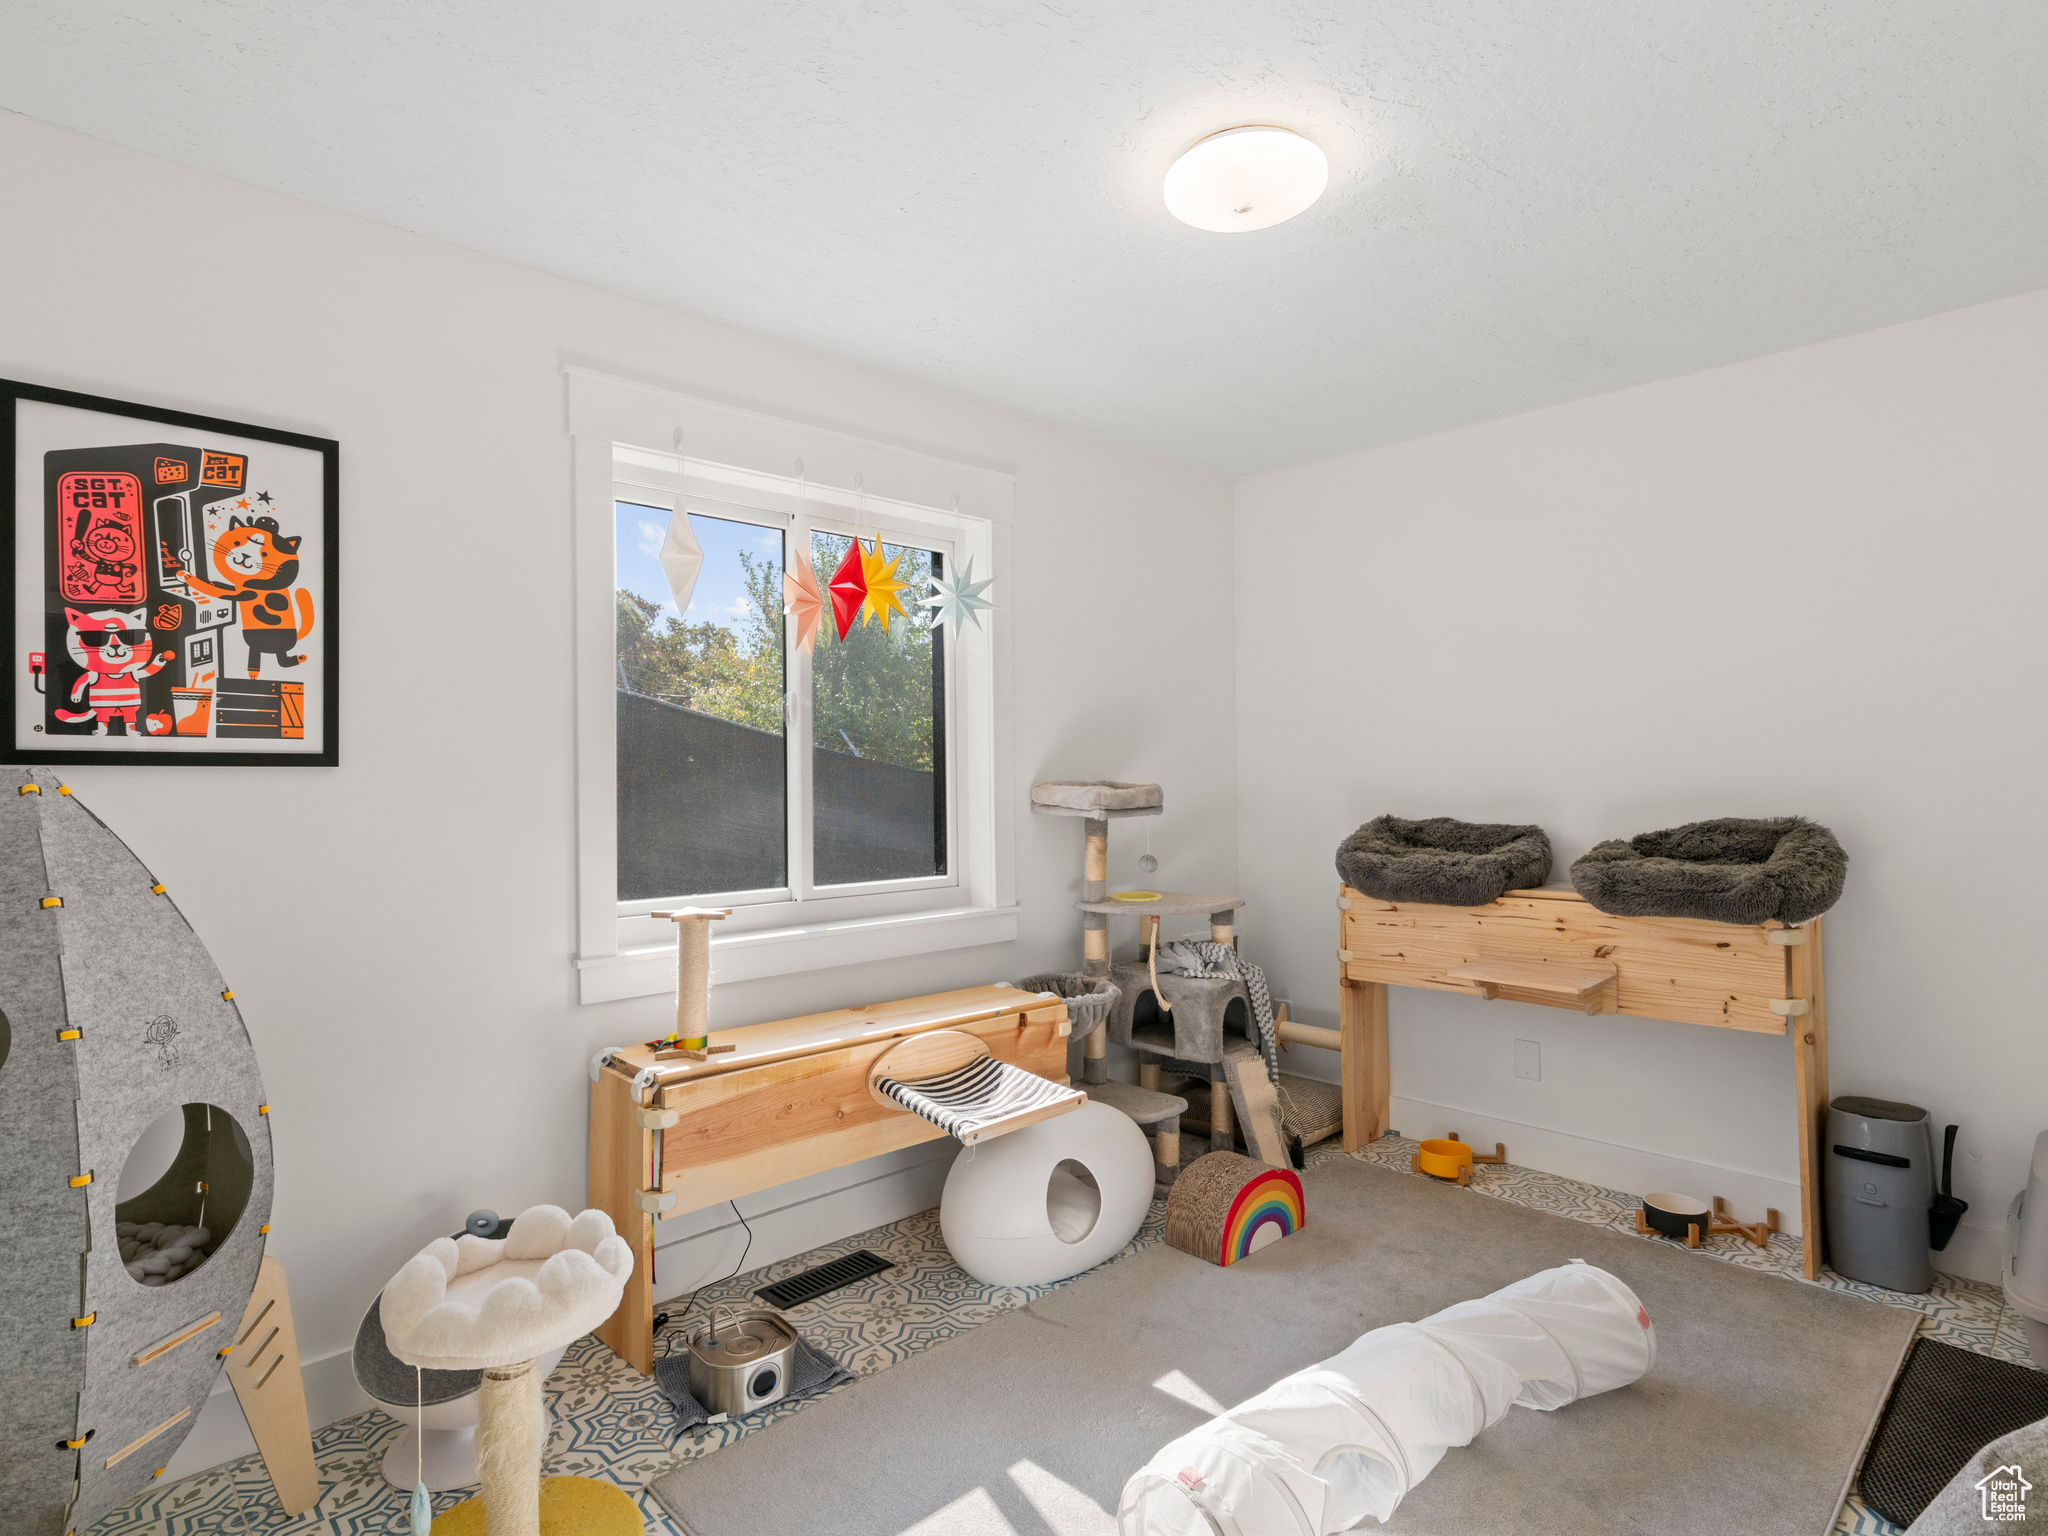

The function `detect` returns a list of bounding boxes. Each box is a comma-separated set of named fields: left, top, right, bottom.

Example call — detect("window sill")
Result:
left=576, top=902, right=1022, bottom=1004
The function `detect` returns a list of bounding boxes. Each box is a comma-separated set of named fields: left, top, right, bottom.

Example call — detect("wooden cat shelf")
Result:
left=1331, top=884, right=1830, bottom=1279
left=588, top=984, right=1072, bottom=1375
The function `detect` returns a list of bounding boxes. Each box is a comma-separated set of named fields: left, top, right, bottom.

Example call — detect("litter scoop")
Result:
left=1930, top=1123, right=1968, bottom=1252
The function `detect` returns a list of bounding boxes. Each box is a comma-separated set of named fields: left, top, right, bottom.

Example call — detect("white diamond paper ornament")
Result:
left=659, top=510, right=704, bottom=616
left=920, top=556, right=995, bottom=632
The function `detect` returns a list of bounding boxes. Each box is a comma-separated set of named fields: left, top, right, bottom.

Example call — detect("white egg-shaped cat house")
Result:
left=0, top=770, right=274, bottom=1535
left=940, top=1102, right=1154, bottom=1286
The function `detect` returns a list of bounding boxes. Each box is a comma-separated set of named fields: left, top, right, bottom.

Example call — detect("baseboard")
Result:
left=1391, top=1094, right=1805, bottom=1234
left=649, top=1139, right=957, bottom=1305
left=1388, top=1094, right=2011, bottom=1286
left=163, top=1139, right=959, bottom=1481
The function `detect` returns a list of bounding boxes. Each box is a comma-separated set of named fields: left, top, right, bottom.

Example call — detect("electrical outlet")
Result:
left=1514, top=1040, right=1541, bottom=1082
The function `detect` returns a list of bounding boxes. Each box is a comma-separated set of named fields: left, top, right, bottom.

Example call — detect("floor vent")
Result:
left=756, top=1249, right=895, bottom=1310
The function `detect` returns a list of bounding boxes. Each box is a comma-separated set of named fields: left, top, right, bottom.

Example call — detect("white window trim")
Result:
left=569, top=367, right=1018, bottom=1003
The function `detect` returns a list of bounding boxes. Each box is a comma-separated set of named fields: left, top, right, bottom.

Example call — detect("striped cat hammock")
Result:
left=867, top=1031, right=1085, bottom=1146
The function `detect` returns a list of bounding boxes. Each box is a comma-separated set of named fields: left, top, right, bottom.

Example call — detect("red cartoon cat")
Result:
left=166, top=513, right=315, bottom=678
left=54, top=606, right=173, bottom=735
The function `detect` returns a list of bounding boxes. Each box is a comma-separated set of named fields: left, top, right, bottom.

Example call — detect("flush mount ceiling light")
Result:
left=1164, top=125, right=1329, bottom=233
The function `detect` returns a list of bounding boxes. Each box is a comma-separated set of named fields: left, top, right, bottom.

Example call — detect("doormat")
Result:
left=1859, top=1337, right=2048, bottom=1528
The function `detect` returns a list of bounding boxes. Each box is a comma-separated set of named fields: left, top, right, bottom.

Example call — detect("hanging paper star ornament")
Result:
left=921, top=555, right=995, bottom=632
left=782, top=556, right=823, bottom=655
left=658, top=510, right=704, bottom=616
left=827, top=540, right=867, bottom=641
left=858, top=538, right=914, bottom=632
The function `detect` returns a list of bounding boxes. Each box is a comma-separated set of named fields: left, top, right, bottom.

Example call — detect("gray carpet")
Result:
left=650, top=1158, right=1916, bottom=1536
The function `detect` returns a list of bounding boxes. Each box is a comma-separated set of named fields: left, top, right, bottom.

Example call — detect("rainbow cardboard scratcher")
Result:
left=0, top=771, right=286, bottom=1534
left=1164, top=1152, right=1304, bottom=1267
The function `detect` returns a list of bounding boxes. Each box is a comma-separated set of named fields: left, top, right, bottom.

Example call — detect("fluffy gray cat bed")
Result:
left=1335, top=816, right=1553, bottom=907
left=1569, top=817, right=1847, bottom=926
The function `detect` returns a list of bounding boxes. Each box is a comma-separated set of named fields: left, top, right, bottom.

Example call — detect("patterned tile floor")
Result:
left=92, top=1134, right=2034, bottom=1535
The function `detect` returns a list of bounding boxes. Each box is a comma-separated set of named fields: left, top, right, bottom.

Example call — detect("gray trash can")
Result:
left=1825, top=1096, right=1934, bottom=1293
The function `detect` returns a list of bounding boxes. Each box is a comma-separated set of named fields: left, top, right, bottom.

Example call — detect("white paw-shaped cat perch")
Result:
left=381, top=1206, right=637, bottom=1535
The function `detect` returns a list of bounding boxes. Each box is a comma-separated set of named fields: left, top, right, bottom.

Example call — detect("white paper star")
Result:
left=659, top=510, right=704, bottom=616
left=920, top=556, right=995, bottom=632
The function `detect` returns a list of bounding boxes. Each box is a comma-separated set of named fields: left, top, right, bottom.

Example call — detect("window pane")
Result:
left=809, top=532, right=946, bottom=886
left=615, top=502, right=785, bottom=900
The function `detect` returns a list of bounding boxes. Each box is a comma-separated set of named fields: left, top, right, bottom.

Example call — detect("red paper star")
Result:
left=828, top=541, right=867, bottom=641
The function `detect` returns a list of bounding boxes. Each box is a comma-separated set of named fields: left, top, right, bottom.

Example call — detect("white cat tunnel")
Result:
left=1119, top=1261, right=1656, bottom=1536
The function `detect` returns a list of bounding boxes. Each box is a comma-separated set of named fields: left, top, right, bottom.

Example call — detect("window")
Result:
left=616, top=501, right=788, bottom=901
left=806, top=530, right=946, bottom=888
left=611, top=497, right=953, bottom=908
left=569, top=369, right=1017, bottom=1003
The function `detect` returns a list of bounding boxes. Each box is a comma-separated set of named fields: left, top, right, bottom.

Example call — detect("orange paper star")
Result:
left=858, top=539, right=913, bottom=632
left=783, top=558, right=823, bottom=655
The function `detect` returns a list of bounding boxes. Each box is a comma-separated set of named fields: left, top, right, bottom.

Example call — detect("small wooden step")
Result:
left=1086, top=1080, right=1188, bottom=1127
left=1446, top=957, right=1620, bottom=1015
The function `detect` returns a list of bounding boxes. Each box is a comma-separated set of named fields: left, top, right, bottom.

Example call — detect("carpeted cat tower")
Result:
left=379, top=1205, right=638, bottom=1535
left=1031, top=781, right=1311, bottom=1171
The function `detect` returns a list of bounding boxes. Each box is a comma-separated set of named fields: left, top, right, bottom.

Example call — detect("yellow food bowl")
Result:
left=1110, top=891, right=1163, bottom=902
left=1415, top=1138, right=1475, bottom=1180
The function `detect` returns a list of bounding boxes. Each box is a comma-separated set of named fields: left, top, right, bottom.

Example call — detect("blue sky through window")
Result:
left=615, top=501, right=783, bottom=634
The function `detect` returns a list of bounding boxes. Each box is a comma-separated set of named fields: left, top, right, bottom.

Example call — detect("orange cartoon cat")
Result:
left=167, top=513, right=315, bottom=678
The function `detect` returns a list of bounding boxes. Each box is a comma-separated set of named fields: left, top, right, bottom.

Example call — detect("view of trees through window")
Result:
left=808, top=532, right=944, bottom=887
left=615, top=501, right=945, bottom=900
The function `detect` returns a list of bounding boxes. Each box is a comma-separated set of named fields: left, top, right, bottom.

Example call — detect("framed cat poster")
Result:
left=3, top=380, right=338, bottom=766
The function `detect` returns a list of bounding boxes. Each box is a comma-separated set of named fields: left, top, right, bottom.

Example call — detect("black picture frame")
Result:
left=2, top=379, right=338, bottom=766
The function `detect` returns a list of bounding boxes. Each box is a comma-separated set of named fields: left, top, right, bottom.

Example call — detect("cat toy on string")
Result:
left=410, top=1365, right=431, bottom=1536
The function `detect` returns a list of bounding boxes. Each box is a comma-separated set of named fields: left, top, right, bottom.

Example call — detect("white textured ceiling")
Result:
left=3, top=3, right=2045, bottom=475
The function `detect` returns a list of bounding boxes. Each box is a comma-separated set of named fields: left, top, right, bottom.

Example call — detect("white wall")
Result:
left=0, top=112, right=1235, bottom=1472
left=1235, top=287, right=2048, bottom=1282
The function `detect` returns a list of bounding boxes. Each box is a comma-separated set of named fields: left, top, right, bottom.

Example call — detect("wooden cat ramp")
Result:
left=868, top=1031, right=1086, bottom=1146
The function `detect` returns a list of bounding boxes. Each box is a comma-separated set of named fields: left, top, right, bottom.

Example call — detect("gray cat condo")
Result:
left=0, top=772, right=279, bottom=1535
left=1030, top=781, right=1344, bottom=1176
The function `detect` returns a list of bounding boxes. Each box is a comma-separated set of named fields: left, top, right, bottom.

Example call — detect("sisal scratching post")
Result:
left=1154, top=1122, right=1180, bottom=1171
left=1082, top=816, right=1110, bottom=976
left=474, top=1360, right=542, bottom=1536
left=654, top=906, right=730, bottom=1047
left=1207, top=1068, right=1234, bottom=1150
left=378, top=1206, right=639, bottom=1536
left=1081, top=818, right=1110, bottom=1081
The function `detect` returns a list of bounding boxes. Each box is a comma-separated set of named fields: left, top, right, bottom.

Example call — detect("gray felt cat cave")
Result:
left=0, top=772, right=311, bottom=1534
left=1568, top=816, right=1847, bottom=926
left=1334, top=815, right=1554, bottom=907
